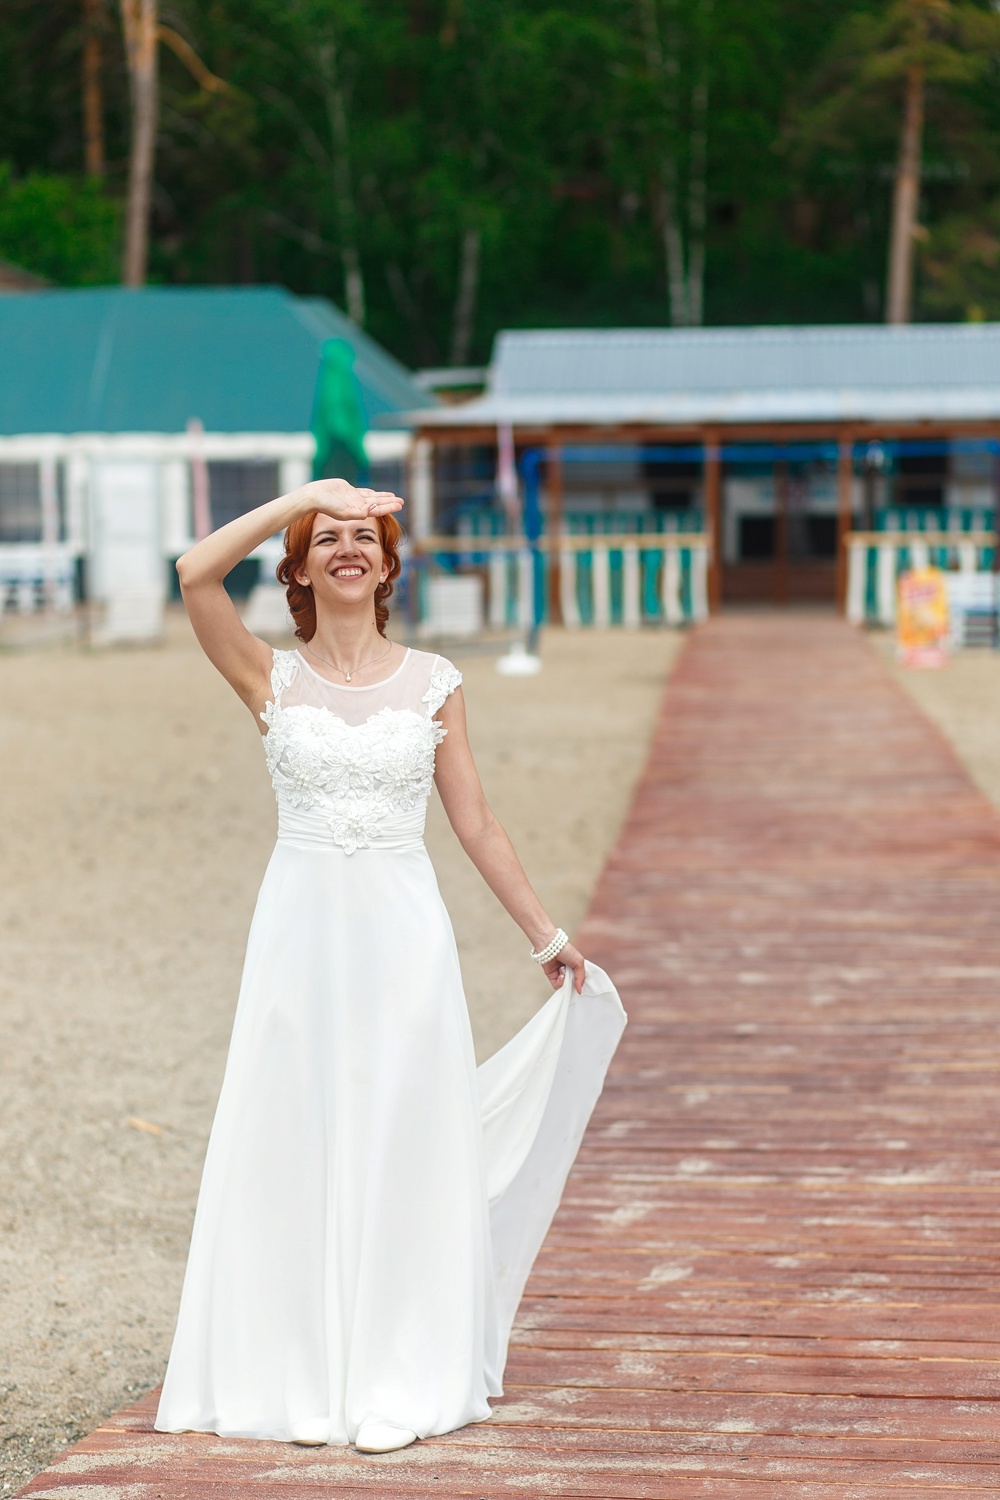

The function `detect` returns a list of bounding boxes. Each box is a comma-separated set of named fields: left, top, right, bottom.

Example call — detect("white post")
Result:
left=876, top=543, right=897, bottom=625
left=39, top=457, right=59, bottom=609
left=65, top=453, right=89, bottom=554
left=662, top=545, right=683, bottom=626
left=846, top=539, right=867, bottom=625
left=592, top=546, right=611, bottom=627
left=559, top=545, right=580, bottom=628
left=690, top=543, right=709, bottom=621
left=622, top=545, right=641, bottom=628
left=39, top=459, right=59, bottom=545
left=958, top=542, right=977, bottom=573
left=909, top=540, right=930, bottom=571
left=409, top=438, right=433, bottom=540
left=488, top=551, right=508, bottom=629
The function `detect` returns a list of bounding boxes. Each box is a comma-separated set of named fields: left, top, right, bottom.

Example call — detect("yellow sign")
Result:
left=897, top=566, right=949, bottom=667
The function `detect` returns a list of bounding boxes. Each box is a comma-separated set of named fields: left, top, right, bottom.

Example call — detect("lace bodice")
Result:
left=261, top=647, right=462, bottom=854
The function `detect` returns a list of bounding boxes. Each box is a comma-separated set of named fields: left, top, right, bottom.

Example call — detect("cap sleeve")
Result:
left=422, top=657, right=463, bottom=717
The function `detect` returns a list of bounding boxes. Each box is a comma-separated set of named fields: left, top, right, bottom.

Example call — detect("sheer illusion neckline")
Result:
left=295, top=646, right=411, bottom=690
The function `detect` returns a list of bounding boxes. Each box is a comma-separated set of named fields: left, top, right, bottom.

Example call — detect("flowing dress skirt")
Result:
left=155, top=836, right=625, bottom=1445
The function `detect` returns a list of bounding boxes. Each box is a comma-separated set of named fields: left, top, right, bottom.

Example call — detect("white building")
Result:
left=0, top=285, right=430, bottom=635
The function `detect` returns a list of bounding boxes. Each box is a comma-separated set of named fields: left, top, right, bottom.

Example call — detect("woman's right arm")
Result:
left=176, top=478, right=403, bottom=711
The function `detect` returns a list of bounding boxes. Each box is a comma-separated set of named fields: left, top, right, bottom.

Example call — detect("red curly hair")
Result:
left=276, top=510, right=403, bottom=642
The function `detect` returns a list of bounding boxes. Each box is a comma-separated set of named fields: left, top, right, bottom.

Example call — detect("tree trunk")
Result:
left=448, top=226, right=480, bottom=367
left=637, top=0, right=689, bottom=325
left=120, top=0, right=159, bottom=286
left=684, top=0, right=712, bottom=325
left=660, top=167, right=688, bottom=325
left=82, top=0, right=105, bottom=177
left=320, top=40, right=365, bottom=325
left=886, top=61, right=924, bottom=325
left=686, top=75, right=708, bottom=326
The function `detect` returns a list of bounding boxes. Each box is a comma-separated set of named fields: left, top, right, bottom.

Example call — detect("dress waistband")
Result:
left=276, top=800, right=426, bottom=854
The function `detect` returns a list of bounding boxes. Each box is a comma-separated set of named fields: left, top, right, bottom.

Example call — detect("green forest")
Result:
left=2, top=0, right=1000, bottom=368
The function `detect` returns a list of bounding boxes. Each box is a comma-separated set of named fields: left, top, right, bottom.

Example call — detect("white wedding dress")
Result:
left=155, top=646, right=625, bottom=1446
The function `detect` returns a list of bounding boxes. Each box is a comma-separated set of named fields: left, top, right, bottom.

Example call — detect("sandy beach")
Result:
left=0, top=615, right=680, bottom=1495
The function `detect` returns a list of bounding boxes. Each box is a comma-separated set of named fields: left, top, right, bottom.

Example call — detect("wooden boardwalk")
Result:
left=19, top=613, right=1000, bottom=1498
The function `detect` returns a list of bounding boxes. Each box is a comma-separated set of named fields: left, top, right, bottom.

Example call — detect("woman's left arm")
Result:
left=433, top=687, right=586, bottom=993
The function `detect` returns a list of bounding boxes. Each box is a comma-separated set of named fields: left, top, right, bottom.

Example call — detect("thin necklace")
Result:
left=304, top=637, right=392, bottom=683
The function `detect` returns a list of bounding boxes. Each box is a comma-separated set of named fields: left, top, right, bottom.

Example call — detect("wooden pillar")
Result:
left=836, top=432, right=854, bottom=612
left=703, top=432, right=721, bottom=611
left=773, top=460, right=789, bottom=605
left=547, top=446, right=563, bottom=624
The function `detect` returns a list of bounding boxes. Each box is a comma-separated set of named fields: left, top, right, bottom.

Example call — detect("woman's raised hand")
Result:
left=293, top=478, right=405, bottom=519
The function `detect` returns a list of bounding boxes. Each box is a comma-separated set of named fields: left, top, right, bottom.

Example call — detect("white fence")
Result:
left=846, top=529, right=996, bottom=626
left=413, top=532, right=710, bottom=631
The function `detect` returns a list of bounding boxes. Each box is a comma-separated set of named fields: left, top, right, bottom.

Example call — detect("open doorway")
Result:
left=721, top=458, right=838, bottom=605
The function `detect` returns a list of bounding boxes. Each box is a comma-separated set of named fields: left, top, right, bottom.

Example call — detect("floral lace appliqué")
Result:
left=422, top=665, right=463, bottom=717
left=260, top=648, right=300, bottom=733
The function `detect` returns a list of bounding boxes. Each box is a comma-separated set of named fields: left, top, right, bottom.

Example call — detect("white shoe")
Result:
left=290, top=1419, right=328, bottom=1446
left=355, top=1421, right=417, bottom=1453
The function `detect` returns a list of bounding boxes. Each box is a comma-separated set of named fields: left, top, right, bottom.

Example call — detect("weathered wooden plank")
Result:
left=24, top=1411, right=1000, bottom=1488
left=19, top=613, right=1000, bottom=1499
left=20, top=1475, right=1000, bottom=1500
left=63, top=1411, right=1000, bottom=1463
left=516, top=1288, right=1000, bottom=1326
left=504, top=1347, right=1000, bottom=1397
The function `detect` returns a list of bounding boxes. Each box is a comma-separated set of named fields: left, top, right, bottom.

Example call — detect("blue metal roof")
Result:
left=0, top=286, right=431, bottom=435
left=418, top=323, right=1000, bottom=426
left=491, top=324, right=1000, bottom=397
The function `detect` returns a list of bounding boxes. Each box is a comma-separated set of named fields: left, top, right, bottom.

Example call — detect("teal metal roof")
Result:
left=0, top=286, right=431, bottom=435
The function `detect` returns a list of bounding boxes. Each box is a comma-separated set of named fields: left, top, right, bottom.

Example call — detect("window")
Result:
left=895, top=454, right=946, bottom=509
left=207, top=462, right=281, bottom=530
left=739, top=515, right=774, bottom=559
left=0, top=464, right=42, bottom=543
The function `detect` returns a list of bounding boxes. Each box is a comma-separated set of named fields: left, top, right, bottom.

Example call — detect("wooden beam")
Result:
left=836, top=434, right=855, bottom=613
left=773, top=460, right=789, bottom=606
left=412, top=531, right=709, bottom=553
left=846, top=528, right=995, bottom=545
left=703, top=433, right=722, bottom=611
left=411, top=418, right=1000, bottom=447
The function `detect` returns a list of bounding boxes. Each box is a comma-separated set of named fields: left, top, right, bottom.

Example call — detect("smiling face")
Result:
left=294, top=513, right=389, bottom=614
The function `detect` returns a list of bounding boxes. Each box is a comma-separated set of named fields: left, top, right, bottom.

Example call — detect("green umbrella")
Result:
left=310, top=339, right=368, bottom=481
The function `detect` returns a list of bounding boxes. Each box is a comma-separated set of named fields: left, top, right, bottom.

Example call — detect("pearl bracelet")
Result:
left=530, top=928, right=569, bottom=965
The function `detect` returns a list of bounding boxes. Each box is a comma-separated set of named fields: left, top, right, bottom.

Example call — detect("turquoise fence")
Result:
left=414, top=520, right=710, bottom=633
left=846, top=510, right=996, bottom=625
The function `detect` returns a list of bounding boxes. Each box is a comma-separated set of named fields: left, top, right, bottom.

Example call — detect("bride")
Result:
left=154, top=477, right=624, bottom=1454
